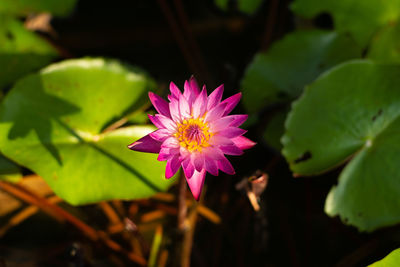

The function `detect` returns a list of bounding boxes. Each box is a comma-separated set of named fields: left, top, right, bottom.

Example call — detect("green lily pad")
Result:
left=263, top=110, right=288, bottom=151
left=237, top=0, right=263, bottom=14
left=282, top=60, right=400, bottom=231
left=0, top=58, right=173, bottom=205
left=0, top=15, right=58, bottom=89
left=214, top=0, right=263, bottom=14
left=291, top=0, right=400, bottom=46
left=241, top=30, right=361, bottom=114
left=127, top=111, right=149, bottom=125
left=215, top=0, right=229, bottom=11
left=369, top=248, right=400, bottom=266
left=0, top=0, right=77, bottom=17
left=368, top=22, right=400, bottom=64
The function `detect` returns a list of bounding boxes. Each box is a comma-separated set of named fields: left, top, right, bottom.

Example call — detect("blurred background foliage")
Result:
left=1, top=0, right=400, bottom=266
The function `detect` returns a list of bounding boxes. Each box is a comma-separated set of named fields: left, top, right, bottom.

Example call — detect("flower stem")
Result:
left=178, top=171, right=187, bottom=231
left=0, top=180, right=147, bottom=266
left=181, top=202, right=198, bottom=267
left=177, top=171, right=194, bottom=267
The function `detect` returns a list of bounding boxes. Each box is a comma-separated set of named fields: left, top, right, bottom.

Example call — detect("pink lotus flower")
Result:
left=128, top=77, right=255, bottom=200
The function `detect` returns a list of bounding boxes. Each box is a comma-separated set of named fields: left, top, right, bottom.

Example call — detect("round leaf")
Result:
left=282, top=60, right=400, bottom=231
left=241, top=30, right=361, bottom=113
left=0, top=0, right=77, bottom=17
left=291, top=0, right=400, bottom=46
left=369, top=248, right=400, bottom=266
left=263, top=109, right=288, bottom=151
left=0, top=15, right=58, bottom=89
left=0, top=58, right=172, bottom=205
left=368, top=22, right=400, bottom=64
left=237, top=0, right=263, bottom=15
left=215, top=0, right=229, bottom=11
left=214, top=0, right=263, bottom=14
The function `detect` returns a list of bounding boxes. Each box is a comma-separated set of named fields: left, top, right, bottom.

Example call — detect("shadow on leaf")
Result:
left=4, top=74, right=80, bottom=165
left=2, top=73, right=163, bottom=192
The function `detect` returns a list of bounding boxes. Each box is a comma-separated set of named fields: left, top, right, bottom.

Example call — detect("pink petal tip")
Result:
left=186, top=169, right=206, bottom=201
left=128, top=134, right=162, bottom=153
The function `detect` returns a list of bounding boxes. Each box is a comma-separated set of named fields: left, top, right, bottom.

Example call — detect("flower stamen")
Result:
left=174, top=117, right=212, bottom=152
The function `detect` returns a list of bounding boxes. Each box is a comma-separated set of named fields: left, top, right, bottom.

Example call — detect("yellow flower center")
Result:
left=174, top=117, right=212, bottom=152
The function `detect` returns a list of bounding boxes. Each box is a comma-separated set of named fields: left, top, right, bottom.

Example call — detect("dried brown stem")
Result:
left=98, top=231, right=147, bottom=265
left=99, top=201, right=122, bottom=225
left=157, top=0, right=202, bottom=79
left=158, top=249, right=169, bottom=267
left=0, top=181, right=146, bottom=266
left=111, top=200, right=126, bottom=216
left=173, top=0, right=213, bottom=85
left=0, top=195, right=62, bottom=237
left=0, top=181, right=65, bottom=224
left=260, top=0, right=280, bottom=51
